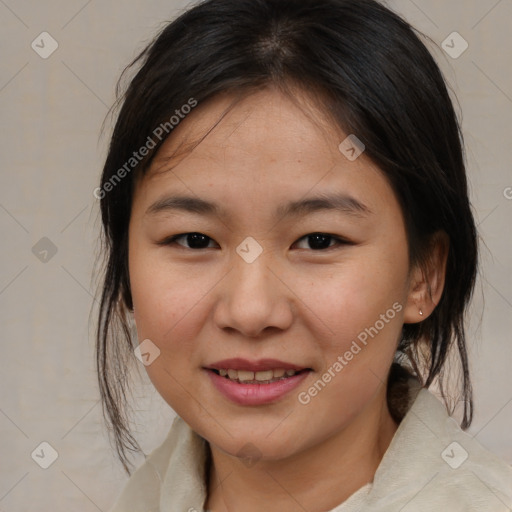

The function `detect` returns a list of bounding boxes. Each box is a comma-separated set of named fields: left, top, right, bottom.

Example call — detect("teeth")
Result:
left=215, top=368, right=300, bottom=382
left=237, top=370, right=254, bottom=382
left=255, top=370, right=273, bottom=381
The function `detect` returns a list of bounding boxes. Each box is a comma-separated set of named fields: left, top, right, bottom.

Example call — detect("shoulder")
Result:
left=109, top=416, right=196, bottom=512
left=368, top=380, right=512, bottom=511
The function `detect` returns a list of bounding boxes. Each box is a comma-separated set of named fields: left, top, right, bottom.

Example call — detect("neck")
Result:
left=205, top=385, right=399, bottom=512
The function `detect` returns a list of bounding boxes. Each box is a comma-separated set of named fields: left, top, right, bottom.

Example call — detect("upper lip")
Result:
left=205, top=358, right=308, bottom=372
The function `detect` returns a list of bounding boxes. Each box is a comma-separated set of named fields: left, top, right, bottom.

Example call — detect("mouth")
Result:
left=203, top=358, right=312, bottom=405
left=209, top=367, right=310, bottom=384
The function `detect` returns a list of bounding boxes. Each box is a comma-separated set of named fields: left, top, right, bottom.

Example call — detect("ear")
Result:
left=403, top=231, right=449, bottom=324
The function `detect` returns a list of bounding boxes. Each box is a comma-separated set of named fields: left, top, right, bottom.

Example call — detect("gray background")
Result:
left=0, top=0, right=511, bottom=510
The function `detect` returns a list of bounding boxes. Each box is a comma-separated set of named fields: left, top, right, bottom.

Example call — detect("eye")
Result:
left=160, top=232, right=219, bottom=250
left=293, top=233, right=350, bottom=251
left=158, top=232, right=351, bottom=251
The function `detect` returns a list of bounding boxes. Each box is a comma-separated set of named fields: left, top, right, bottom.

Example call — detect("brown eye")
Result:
left=294, top=233, right=349, bottom=251
left=161, top=232, right=218, bottom=249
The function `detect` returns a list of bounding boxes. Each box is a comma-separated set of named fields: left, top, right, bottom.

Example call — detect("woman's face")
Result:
left=128, top=87, right=415, bottom=461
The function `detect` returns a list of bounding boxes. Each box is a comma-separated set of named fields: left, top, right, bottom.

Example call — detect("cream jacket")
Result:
left=110, top=379, right=512, bottom=511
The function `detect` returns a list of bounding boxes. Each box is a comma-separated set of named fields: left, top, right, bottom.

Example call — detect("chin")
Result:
left=214, top=434, right=302, bottom=463
left=209, top=415, right=311, bottom=458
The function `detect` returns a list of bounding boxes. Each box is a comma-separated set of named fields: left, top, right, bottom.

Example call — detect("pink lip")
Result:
left=204, top=368, right=311, bottom=406
left=205, top=358, right=305, bottom=372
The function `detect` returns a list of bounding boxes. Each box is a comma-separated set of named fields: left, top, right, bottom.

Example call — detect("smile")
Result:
left=204, top=358, right=312, bottom=405
left=212, top=368, right=302, bottom=384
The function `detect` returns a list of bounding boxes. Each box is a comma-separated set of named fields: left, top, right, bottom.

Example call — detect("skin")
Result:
left=128, top=86, right=447, bottom=512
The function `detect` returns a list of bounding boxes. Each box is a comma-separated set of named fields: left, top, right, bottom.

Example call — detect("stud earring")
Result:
left=419, top=309, right=423, bottom=316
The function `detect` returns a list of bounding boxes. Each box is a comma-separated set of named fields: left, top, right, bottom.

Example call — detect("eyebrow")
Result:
left=145, top=193, right=372, bottom=219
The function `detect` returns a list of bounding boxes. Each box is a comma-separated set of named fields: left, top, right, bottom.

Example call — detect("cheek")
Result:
left=293, top=262, right=407, bottom=424
left=129, top=255, right=214, bottom=410
left=129, top=248, right=211, bottom=355
left=130, top=239, right=198, bottom=323
left=300, top=254, right=408, bottom=351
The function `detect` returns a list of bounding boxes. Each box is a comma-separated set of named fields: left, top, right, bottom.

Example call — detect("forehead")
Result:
left=136, top=88, right=397, bottom=223
left=146, top=87, right=343, bottom=179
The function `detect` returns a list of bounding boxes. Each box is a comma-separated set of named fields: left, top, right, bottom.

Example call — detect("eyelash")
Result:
left=158, top=232, right=352, bottom=251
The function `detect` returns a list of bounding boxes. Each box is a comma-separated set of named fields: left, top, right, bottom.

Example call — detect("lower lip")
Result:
left=205, top=369, right=310, bottom=406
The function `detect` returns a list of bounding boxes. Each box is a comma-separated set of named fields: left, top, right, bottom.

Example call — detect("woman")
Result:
left=95, top=0, right=512, bottom=510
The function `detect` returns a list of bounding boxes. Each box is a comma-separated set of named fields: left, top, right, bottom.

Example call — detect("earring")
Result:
left=419, top=309, right=423, bottom=316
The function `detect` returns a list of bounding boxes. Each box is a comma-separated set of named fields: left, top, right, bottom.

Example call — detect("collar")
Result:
left=113, top=377, right=512, bottom=511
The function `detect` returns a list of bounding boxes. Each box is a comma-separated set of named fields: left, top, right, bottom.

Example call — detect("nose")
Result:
left=213, top=251, right=294, bottom=338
